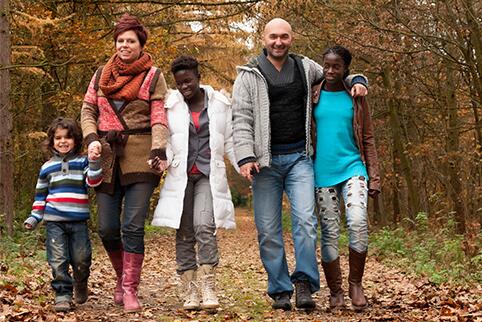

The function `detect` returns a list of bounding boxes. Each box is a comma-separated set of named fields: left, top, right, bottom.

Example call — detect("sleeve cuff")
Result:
left=88, top=158, right=102, bottom=170
left=84, top=133, right=99, bottom=148
left=351, top=76, right=368, bottom=87
left=24, top=216, right=40, bottom=229
left=237, top=156, right=257, bottom=167
left=149, top=148, right=167, bottom=161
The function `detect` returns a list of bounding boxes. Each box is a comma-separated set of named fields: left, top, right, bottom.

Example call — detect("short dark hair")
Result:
left=113, top=14, right=148, bottom=48
left=323, top=45, right=352, bottom=78
left=46, top=117, right=83, bottom=155
left=170, top=55, right=200, bottom=75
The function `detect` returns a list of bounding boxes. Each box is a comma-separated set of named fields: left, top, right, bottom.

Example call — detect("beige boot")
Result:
left=198, top=264, right=219, bottom=309
left=180, top=270, right=200, bottom=310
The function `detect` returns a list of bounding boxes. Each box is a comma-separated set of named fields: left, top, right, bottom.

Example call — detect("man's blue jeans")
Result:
left=252, top=151, right=319, bottom=298
left=45, top=221, right=92, bottom=303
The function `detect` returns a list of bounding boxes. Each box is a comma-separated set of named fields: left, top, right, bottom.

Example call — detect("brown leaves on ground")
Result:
left=1, top=208, right=481, bottom=321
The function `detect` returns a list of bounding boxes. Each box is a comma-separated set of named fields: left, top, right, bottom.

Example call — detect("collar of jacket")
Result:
left=236, top=49, right=309, bottom=93
left=238, top=49, right=304, bottom=71
left=165, top=84, right=230, bottom=115
left=51, top=149, right=78, bottom=162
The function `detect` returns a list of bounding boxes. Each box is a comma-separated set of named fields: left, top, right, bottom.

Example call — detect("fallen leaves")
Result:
left=1, top=208, right=481, bottom=321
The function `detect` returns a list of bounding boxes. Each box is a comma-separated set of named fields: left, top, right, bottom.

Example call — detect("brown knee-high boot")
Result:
left=348, top=248, right=367, bottom=310
left=321, top=257, right=345, bottom=310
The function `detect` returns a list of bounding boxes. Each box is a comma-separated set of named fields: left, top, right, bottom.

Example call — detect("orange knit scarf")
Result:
left=99, top=52, right=153, bottom=102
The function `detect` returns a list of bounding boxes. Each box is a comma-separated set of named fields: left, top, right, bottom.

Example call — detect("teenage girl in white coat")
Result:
left=151, top=56, right=238, bottom=310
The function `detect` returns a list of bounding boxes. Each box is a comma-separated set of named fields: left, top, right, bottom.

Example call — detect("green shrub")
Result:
left=370, top=214, right=481, bottom=286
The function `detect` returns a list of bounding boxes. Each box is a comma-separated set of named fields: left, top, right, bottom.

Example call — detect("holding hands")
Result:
left=88, top=141, right=102, bottom=161
left=148, top=156, right=168, bottom=173
left=240, top=162, right=260, bottom=182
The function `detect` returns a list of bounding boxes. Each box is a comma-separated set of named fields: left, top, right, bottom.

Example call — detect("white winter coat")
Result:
left=151, top=85, right=239, bottom=229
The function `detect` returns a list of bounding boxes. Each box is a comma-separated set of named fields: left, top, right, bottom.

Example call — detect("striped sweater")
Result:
left=25, top=153, right=103, bottom=228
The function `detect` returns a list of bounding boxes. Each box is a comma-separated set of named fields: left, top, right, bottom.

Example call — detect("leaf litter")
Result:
left=1, top=208, right=480, bottom=321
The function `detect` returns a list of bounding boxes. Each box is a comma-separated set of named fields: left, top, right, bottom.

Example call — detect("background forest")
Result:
left=0, top=0, right=481, bottom=314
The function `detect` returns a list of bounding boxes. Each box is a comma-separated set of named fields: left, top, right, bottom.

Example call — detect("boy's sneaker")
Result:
left=54, top=301, right=72, bottom=312
left=74, top=282, right=88, bottom=304
left=272, top=292, right=292, bottom=311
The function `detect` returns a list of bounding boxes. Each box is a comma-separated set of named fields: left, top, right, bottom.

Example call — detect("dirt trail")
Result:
left=1, top=208, right=481, bottom=321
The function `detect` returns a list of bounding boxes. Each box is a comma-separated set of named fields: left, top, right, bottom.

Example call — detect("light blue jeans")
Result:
left=252, top=151, right=319, bottom=298
left=316, top=176, right=369, bottom=263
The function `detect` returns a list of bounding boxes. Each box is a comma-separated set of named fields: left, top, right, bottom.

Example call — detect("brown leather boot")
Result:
left=348, top=248, right=368, bottom=310
left=122, top=252, right=144, bottom=312
left=107, top=250, right=124, bottom=305
left=321, top=257, right=345, bottom=310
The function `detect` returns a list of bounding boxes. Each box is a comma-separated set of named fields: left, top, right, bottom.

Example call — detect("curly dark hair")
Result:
left=170, top=55, right=200, bottom=76
left=322, top=45, right=352, bottom=78
left=113, top=14, right=148, bottom=48
left=45, top=117, right=83, bottom=155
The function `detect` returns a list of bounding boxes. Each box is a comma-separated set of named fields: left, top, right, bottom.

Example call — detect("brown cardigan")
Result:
left=311, top=81, right=381, bottom=193
left=81, top=66, right=169, bottom=194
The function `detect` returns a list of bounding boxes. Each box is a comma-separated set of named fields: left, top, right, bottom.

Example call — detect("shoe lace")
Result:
left=297, top=281, right=310, bottom=295
left=203, top=274, right=216, bottom=299
left=186, top=281, right=199, bottom=302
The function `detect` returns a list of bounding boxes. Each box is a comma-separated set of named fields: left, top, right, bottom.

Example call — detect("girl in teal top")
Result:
left=312, top=45, right=380, bottom=312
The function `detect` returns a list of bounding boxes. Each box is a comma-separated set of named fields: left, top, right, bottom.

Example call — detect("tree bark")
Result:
left=382, top=66, right=421, bottom=223
left=444, top=65, right=466, bottom=234
left=0, top=0, right=14, bottom=236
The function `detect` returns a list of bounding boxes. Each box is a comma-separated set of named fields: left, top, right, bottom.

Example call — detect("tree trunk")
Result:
left=392, top=143, right=402, bottom=224
left=382, top=66, right=421, bottom=224
left=444, top=66, right=466, bottom=234
left=0, top=0, right=14, bottom=236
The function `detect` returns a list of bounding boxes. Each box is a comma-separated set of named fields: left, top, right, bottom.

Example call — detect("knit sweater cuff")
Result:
left=237, top=156, right=257, bottom=167
left=88, top=158, right=102, bottom=171
left=149, top=148, right=167, bottom=161
left=84, top=133, right=100, bottom=148
left=24, top=216, right=40, bottom=229
left=351, top=75, right=368, bottom=88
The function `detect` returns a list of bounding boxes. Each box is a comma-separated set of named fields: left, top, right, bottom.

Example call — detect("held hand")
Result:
left=88, top=141, right=102, bottom=160
left=240, top=162, right=260, bottom=182
left=312, top=84, right=322, bottom=104
left=148, top=157, right=168, bottom=173
left=351, top=84, right=368, bottom=97
left=368, top=189, right=380, bottom=198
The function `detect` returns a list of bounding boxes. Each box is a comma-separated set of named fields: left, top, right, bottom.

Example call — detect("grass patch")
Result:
left=145, top=224, right=175, bottom=236
left=0, top=225, right=48, bottom=289
left=370, top=213, right=482, bottom=285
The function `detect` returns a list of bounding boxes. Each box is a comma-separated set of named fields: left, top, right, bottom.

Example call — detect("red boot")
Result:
left=122, top=252, right=144, bottom=312
left=107, top=250, right=124, bottom=305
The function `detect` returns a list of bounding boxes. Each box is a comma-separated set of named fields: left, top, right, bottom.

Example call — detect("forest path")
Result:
left=1, top=208, right=480, bottom=321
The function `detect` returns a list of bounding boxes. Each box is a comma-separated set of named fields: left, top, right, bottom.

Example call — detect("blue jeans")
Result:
left=45, top=221, right=92, bottom=303
left=252, top=151, right=319, bottom=297
left=97, top=182, right=155, bottom=254
left=316, top=176, right=369, bottom=263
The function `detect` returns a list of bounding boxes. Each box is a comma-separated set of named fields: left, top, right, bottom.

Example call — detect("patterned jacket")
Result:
left=81, top=66, right=169, bottom=194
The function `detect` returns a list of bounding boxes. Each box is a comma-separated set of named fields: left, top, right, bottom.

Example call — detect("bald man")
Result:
left=231, top=18, right=368, bottom=310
